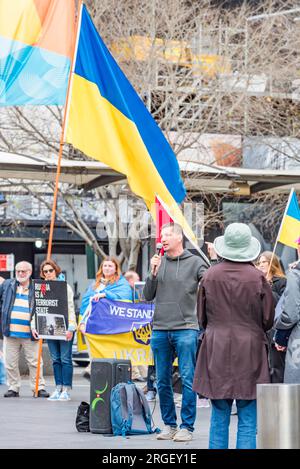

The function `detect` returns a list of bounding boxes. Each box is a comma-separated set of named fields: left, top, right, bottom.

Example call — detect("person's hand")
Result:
left=78, top=323, right=86, bottom=334
left=31, top=329, right=39, bottom=340
left=93, top=293, right=106, bottom=302
left=66, top=331, right=73, bottom=341
left=150, top=254, right=162, bottom=276
left=205, top=242, right=218, bottom=260
left=289, top=260, right=299, bottom=270
left=275, top=343, right=287, bottom=352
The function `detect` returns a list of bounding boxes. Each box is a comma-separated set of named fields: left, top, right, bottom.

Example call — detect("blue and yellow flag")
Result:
left=86, top=328, right=153, bottom=367
left=84, top=299, right=154, bottom=366
left=86, top=299, right=153, bottom=335
left=278, top=189, right=300, bottom=249
left=65, top=4, right=198, bottom=246
left=0, top=0, right=75, bottom=106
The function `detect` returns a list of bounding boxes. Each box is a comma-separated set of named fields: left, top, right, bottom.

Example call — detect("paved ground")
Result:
left=0, top=365, right=238, bottom=449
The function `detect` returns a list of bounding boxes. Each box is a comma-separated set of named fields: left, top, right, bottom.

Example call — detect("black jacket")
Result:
left=270, top=276, right=286, bottom=305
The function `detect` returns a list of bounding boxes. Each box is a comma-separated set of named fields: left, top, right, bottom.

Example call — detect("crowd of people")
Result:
left=0, top=221, right=299, bottom=448
left=143, top=222, right=300, bottom=447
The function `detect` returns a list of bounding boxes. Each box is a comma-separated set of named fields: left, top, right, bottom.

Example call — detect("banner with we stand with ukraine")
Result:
left=85, top=299, right=154, bottom=365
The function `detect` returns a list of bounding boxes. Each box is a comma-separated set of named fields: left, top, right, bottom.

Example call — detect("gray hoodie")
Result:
left=143, top=249, right=207, bottom=330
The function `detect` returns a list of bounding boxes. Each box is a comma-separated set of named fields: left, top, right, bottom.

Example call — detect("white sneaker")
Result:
left=157, top=425, right=178, bottom=440
left=58, top=390, right=71, bottom=401
left=47, top=389, right=61, bottom=401
left=173, top=428, right=193, bottom=442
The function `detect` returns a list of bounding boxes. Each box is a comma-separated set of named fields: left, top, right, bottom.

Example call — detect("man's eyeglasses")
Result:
left=16, top=270, right=30, bottom=274
left=43, top=268, right=55, bottom=274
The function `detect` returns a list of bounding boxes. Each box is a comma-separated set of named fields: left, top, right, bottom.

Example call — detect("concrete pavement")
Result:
left=0, top=365, right=238, bottom=449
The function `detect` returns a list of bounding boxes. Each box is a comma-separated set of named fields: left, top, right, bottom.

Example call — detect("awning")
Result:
left=1, top=150, right=300, bottom=194
left=0, top=151, right=125, bottom=190
left=180, top=161, right=300, bottom=194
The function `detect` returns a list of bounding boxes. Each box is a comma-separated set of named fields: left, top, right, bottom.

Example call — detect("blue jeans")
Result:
left=47, top=338, right=74, bottom=388
left=151, top=329, right=199, bottom=432
left=0, top=357, right=6, bottom=384
left=209, top=399, right=257, bottom=449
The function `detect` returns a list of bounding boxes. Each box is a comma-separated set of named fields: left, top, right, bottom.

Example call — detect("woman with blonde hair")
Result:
left=256, top=251, right=287, bottom=383
left=256, top=251, right=286, bottom=296
left=78, top=257, right=132, bottom=378
left=79, top=256, right=132, bottom=330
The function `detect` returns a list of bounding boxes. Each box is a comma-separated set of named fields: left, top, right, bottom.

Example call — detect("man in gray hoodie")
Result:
left=144, top=222, right=208, bottom=442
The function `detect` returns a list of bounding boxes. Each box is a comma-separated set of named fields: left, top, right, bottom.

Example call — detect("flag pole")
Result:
left=47, top=0, right=84, bottom=260
left=34, top=0, right=83, bottom=398
left=266, top=187, right=294, bottom=279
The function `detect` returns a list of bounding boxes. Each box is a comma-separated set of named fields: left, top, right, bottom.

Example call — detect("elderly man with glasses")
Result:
left=0, top=261, right=49, bottom=398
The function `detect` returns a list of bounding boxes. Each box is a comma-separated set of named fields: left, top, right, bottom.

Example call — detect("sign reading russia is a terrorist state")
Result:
left=33, top=280, right=68, bottom=340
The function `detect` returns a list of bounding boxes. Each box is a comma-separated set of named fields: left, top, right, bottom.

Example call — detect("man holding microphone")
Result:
left=144, top=222, right=208, bottom=442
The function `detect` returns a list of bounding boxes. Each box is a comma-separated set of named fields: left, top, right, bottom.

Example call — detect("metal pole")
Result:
left=257, top=384, right=300, bottom=449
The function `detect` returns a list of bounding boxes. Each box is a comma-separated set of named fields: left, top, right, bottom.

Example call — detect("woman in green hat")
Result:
left=193, top=223, right=275, bottom=449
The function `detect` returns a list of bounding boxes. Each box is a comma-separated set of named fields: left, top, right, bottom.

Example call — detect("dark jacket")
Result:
left=267, top=275, right=287, bottom=343
left=0, top=279, right=35, bottom=339
left=143, top=249, right=207, bottom=330
left=270, top=276, right=287, bottom=305
left=193, top=260, right=275, bottom=400
left=275, top=263, right=300, bottom=383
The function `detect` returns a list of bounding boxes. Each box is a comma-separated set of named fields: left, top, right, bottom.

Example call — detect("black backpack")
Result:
left=75, top=401, right=90, bottom=432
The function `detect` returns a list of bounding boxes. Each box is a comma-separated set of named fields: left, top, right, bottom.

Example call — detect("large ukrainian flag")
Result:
left=278, top=188, right=300, bottom=249
left=0, top=0, right=75, bottom=106
left=65, top=5, right=197, bottom=245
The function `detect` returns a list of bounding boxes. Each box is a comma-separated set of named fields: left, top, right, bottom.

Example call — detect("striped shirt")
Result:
left=9, top=286, right=31, bottom=339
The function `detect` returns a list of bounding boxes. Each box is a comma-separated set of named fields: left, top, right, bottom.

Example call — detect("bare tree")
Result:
left=86, top=0, right=299, bottom=153
left=0, top=176, right=149, bottom=270
left=84, top=0, right=300, bottom=237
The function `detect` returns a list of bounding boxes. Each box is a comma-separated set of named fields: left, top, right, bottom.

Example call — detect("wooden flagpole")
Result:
left=34, top=0, right=84, bottom=397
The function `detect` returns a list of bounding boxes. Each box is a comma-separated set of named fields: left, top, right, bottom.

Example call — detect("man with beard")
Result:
left=144, top=223, right=208, bottom=442
left=0, top=261, right=49, bottom=398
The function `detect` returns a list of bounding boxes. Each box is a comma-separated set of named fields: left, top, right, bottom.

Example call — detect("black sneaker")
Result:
left=35, top=389, right=50, bottom=398
left=4, top=390, right=19, bottom=398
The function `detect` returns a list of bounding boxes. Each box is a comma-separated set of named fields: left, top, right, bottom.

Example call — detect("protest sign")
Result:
left=33, top=280, right=68, bottom=340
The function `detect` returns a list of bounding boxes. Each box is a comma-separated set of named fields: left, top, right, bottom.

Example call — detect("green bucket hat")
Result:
left=214, top=223, right=261, bottom=262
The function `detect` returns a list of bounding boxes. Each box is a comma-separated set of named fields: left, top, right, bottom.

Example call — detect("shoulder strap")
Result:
left=135, top=386, right=151, bottom=421
left=124, top=383, right=134, bottom=435
left=134, top=385, right=159, bottom=433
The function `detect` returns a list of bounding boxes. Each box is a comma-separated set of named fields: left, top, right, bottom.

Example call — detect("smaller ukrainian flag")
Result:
left=278, top=189, right=300, bottom=249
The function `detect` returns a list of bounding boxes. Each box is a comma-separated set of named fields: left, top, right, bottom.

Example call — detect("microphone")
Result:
left=156, top=242, right=163, bottom=255
left=153, top=242, right=163, bottom=276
